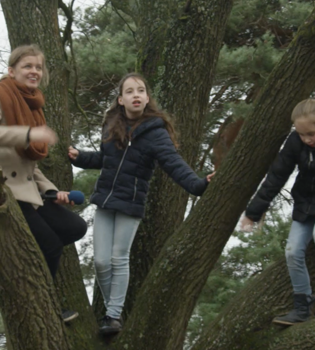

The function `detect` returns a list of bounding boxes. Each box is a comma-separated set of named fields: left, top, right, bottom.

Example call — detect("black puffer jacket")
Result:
left=72, top=117, right=208, bottom=218
left=246, top=131, right=315, bottom=223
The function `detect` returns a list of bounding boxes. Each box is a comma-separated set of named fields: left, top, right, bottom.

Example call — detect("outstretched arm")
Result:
left=152, top=128, right=208, bottom=196
left=68, top=144, right=104, bottom=170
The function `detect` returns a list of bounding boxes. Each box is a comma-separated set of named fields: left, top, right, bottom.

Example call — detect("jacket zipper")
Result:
left=133, top=177, right=138, bottom=201
left=102, top=140, right=131, bottom=208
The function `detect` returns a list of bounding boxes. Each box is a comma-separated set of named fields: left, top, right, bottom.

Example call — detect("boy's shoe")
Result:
left=272, top=294, right=314, bottom=326
left=99, top=315, right=122, bottom=334
left=62, top=309, right=79, bottom=323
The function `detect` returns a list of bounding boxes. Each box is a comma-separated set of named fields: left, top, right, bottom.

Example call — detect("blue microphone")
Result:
left=42, top=190, right=85, bottom=205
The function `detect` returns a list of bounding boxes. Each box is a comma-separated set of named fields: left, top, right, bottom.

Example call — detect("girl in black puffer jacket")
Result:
left=68, top=73, right=213, bottom=334
left=241, top=99, right=315, bottom=326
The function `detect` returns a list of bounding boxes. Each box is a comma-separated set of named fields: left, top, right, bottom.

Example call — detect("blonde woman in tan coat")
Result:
left=0, top=44, right=87, bottom=322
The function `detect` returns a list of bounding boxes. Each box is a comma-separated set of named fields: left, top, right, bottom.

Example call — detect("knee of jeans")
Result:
left=285, top=243, right=304, bottom=263
left=112, top=256, right=129, bottom=268
left=94, top=258, right=111, bottom=272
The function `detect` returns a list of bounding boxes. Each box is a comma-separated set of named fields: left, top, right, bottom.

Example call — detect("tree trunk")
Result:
left=0, top=179, right=71, bottom=350
left=191, top=244, right=315, bottom=350
left=1, top=1, right=101, bottom=348
left=114, top=7, right=315, bottom=350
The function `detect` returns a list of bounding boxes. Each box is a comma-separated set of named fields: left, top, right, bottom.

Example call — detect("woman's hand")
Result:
left=206, top=171, right=216, bottom=182
left=29, top=126, right=58, bottom=145
left=54, top=191, right=74, bottom=205
left=240, top=216, right=254, bottom=232
left=68, top=146, right=79, bottom=160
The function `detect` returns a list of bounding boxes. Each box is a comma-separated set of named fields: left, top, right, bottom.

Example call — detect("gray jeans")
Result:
left=285, top=217, right=315, bottom=295
left=93, top=208, right=140, bottom=319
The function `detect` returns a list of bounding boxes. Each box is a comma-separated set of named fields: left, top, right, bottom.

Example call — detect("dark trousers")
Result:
left=18, top=200, right=87, bottom=278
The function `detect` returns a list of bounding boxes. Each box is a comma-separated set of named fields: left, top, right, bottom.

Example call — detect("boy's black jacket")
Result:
left=246, top=131, right=315, bottom=222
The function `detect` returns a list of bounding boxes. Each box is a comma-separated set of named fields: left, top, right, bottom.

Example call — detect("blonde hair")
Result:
left=5, top=44, right=49, bottom=88
left=291, top=99, right=315, bottom=123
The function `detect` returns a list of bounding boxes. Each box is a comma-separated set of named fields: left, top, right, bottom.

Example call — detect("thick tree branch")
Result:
left=192, top=245, right=315, bottom=350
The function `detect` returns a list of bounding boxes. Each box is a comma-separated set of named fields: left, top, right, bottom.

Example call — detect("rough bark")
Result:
left=114, top=7, right=315, bottom=350
left=0, top=1, right=102, bottom=348
left=0, top=180, right=71, bottom=350
left=125, top=0, right=234, bottom=316
left=268, top=320, right=315, bottom=350
left=192, top=244, right=315, bottom=350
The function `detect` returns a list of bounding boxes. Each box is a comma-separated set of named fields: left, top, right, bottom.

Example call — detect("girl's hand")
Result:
left=206, top=171, right=216, bottom=182
left=54, top=191, right=74, bottom=205
left=240, top=216, right=254, bottom=232
left=29, top=126, right=58, bottom=145
left=68, top=146, right=79, bottom=160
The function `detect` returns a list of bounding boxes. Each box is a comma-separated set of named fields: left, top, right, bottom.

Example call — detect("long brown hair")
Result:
left=103, top=73, right=178, bottom=148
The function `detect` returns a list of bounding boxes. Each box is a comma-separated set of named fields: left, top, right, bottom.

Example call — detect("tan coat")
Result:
left=0, top=108, right=58, bottom=207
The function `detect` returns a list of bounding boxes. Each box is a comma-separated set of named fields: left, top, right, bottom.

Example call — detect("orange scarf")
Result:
left=0, top=77, right=48, bottom=160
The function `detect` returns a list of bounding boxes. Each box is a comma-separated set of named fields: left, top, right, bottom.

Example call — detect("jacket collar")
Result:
left=131, top=117, right=165, bottom=139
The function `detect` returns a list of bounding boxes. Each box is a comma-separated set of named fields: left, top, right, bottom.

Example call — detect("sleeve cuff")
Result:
left=24, top=127, right=31, bottom=150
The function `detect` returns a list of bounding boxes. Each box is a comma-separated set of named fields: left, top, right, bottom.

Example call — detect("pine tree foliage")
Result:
left=73, top=6, right=137, bottom=90
left=72, top=169, right=100, bottom=205
left=198, top=0, right=313, bottom=170
left=67, top=5, right=137, bottom=144
left=213, top=0, right=313, bottom=109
